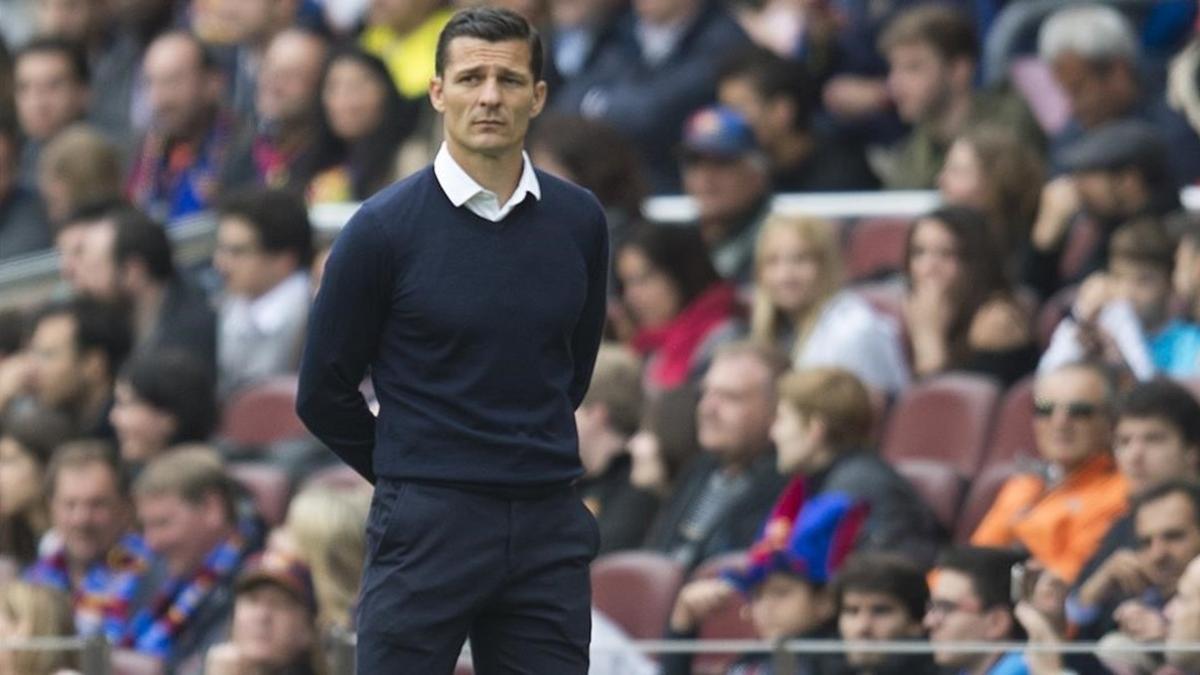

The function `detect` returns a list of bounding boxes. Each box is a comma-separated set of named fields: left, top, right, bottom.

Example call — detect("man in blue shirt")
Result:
left=296, top=7, right=608, bottom=674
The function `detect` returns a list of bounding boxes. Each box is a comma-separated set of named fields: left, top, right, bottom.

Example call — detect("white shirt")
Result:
left=218, top=271, right=311, bottom=395
left=433, top=142, right=541, bottom=222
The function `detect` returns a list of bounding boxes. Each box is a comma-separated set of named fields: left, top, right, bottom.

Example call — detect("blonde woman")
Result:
left=0, top=582, right=79, bottom=675
left=750, top=214, right=909, bottom=393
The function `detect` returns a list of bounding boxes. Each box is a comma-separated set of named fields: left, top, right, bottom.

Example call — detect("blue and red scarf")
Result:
left=126, top=110, right=235, bottom=223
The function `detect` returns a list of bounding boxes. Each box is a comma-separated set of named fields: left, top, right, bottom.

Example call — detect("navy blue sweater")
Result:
left=296, top=166, right=608, bottom=486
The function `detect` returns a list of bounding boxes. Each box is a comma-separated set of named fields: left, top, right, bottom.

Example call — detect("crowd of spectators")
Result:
left=7, top=0, right=1200, bottom=674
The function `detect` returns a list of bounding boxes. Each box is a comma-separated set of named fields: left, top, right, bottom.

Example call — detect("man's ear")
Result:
left=429, top=76, right=445, bottom=113
left=983, top=606, right=1014, bottom=641
left=530, top=80, right=547, bottom=118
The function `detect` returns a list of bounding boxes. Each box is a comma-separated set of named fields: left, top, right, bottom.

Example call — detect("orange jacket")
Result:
left=971, top=453, right=1129, bottom=584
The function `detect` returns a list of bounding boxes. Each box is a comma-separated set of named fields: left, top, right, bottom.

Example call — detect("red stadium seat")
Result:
left=985, top=375, right=1039, bottom=468
left=303, top=464, right=373, bottom=494
left=228, top=462, right=292, bottom=527
left=591, top=551, right=685, bottom=641
left=111, top=650, right=164, bottom=675
left=882, top=373, right=1001, bottom=477
left=893, top=459, right=966, bottom=534
left=955, top=462, right=1020, bottom=544
left=219, top=376, right=308, bottom=449
left=845, top=218, right=911, bottom=282
left=689, top=551, right=756, bottom=675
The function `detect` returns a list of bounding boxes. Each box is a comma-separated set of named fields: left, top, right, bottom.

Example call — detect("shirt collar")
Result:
left=433, top=142, right=541, bottom=208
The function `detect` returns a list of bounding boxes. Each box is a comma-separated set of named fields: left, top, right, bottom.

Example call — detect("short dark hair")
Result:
left=1109, top=218, right=1175, bottom=276
left=119, top=349, right=217, bottom=446
left=0, top=406, right=76, bottom=469
left=717, top=47, right=816, bottom=132
left=217, top=188, right=314, bottom=268
left=833, top=553, right=929, bottom=623
left=936, top=546, right=1024, bottom=613
left=1132, top=479, right=1200, bottom=526
left=15, top=37, right=89, bottom=85
left=60, top=198, right=129, bottom=232
left=34, top=297, right=132, bottom=378
left=112, top=208, right=175, bottom=282
left=435, top=7, right=543, bottom=81
left=617, top=224, right=720, bottom=309
left=1118, top=379, right=1200, bottom=449
left=878, top=3, right=978, bottom=63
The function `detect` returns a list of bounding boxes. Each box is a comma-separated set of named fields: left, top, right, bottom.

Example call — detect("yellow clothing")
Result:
left=971, top=453, right=1129, bottom=584
left=360, top=8, right=455, bottom=99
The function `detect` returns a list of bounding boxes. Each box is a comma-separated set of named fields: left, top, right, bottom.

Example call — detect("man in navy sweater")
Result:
left=296, top=7, right=608, bottom=674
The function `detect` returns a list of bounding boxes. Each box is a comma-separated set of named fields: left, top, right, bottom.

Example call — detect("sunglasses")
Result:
left=1032, top=399, right=1103, bottom=419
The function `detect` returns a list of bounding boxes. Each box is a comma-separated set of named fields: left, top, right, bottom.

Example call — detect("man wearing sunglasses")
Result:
left=972, top=362, right=1130, bottom=588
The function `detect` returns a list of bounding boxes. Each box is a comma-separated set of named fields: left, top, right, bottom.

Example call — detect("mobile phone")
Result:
left=1010, top=563, right=1041, bottom=604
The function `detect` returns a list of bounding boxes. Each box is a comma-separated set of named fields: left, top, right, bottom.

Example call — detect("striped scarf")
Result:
left=24, top=532, right=154, bottom=643
left=126, top=110, right=235, bottom=223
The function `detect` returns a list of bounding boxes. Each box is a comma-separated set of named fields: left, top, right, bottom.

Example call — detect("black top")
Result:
left=296, top=166, right=609, bottom=486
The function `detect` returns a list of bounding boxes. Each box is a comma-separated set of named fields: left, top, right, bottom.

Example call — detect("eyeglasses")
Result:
left=1032, top=399, right=1103, bottom=419
left=926, top=598, right=981, bottom=618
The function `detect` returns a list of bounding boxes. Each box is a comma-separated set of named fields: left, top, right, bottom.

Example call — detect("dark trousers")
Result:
left=356, top=479, right=600, bottom=674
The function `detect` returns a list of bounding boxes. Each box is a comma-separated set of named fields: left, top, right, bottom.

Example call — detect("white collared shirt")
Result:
left=433, top=142, right=541, bottom=222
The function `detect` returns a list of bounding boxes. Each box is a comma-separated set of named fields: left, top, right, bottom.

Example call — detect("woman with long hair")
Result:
left=0, top=407, right=75, bottom=567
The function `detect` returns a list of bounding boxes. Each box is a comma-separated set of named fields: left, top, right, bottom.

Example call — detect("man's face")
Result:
left=72, top=221, right=121, bottom=302
left=15, top=51, right=87, bottom=141
left=840, top=590, right=923, bottom=667
left=697, top=353, right=774, bottom=464
left=1135, top=493, right=1200, bottom=596
left=885, top=42, right=952, bottom=124
left=214, top=216, right=287, bottom=298
left=924, top=570, right=1001, bottom=668
left=1109, top=258, right=1172, bottom=330
left=430, top=37, right=546, bottom=163
left=28, top=314, right=87, bottom=410
left=256, top=32, right=325, bottom=125
left=51, top=462, right=127, bottom=567
left=231, top=585, right=315, bottom=669
left=749, top=573, right=827, bottom=641
left=137, top=492, right=217, bottom=577
left=1032, top=368, right=1112, bottom=471
left=682, top=155, right=768, bottom=227
left=1115, top=416, right=1198, bottom=495
left=36, top=0, right=98, bottom=41
left=143, top=35, right=210, bottom=139
left=718, top=77, right=783, bottom=149
left=1052, top=53, right=1125, bottom=130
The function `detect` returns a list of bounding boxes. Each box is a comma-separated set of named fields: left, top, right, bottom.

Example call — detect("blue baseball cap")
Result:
left=680, top=105, right=759, bottom=159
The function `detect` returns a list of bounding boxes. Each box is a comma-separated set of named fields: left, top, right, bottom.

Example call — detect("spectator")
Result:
left=0, top=406, right=74, bottom=567
left=772, top=367, right=939, bottom=565
left=1161, top=554, right=1200, bottom=675
left=271, top=485, right=370, bottom=633
left=13, top=37, right=89, bottom=187
left=204, top=549, right=323, bottom=675
left=550, top=0, right=751, bottom=191
left=876, top=4, right=1041, bottom=190
left=1040, top=220, right=1200, bottom=379
left=1040, top=4, right=1200, bottom=184
left=716, top=47, right=877, bottom=192
left=1069, top=480, right=1200, bottom=658
left=575, top=344, right=658, bottom=554
left=0, top=111, right=50, bottom=260
left=644, top=341, right=789, bottom=569
left=359, top=0, right=453, bottom=100
left=662, top=492, right=863, bottom=675
left=109, top=349, right=217, bottom=470
left=127, top=31, right=234, bottom=223
left=308, top=47, right=415, bottom=204
left=924, top=546, right=1027, bottom=674
left=543, top=0, right=626, bottom=89
left=615, top=224, right=740, bottom=392
left=49, top=199, right=123, bottom=293
left=24, top=441, right=156, bottom=644
left=128, top=447, right=261, bottom=672
left=34, top=0, right=104, bottom=44
left=213, top=188, right=312, bottom=398
left=833, top=553, right=937, bottom=675
left=627, top=384, right=701, bottom=499
left=71, top=206, right=216, bottom=367
left=972, top=362, right=1129, bottom=586
left=903, top=206, right=1037, bottom=386
left=678, top=105, right=771, bottom=286
left=36, top=124, right=122, bottom=228
left=221, top=28, right=329, bottom=193
left=938, top=124, right=1045, bottom=269
left=750, top=214, right=909, bottom=394
left=0, top=581, right=79, bottom=675
left=1024, top=120, right=1184, bottom=300
left=205, top=0, right=303, bottom=122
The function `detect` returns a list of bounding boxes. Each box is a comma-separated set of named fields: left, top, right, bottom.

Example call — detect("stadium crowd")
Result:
left=6, top=0, right=1200, bottom=674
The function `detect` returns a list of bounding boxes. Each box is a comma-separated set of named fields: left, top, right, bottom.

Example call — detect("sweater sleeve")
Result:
left=567, top=207, right=609, bottom=409
left=296, top=207, right=393, bottom=483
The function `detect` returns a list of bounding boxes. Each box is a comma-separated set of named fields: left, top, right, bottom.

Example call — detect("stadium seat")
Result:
left=893, top=459, right=966, bottom=534
left=955, top=462, right=1020, bottom=544
left=882, top=372, right=1001, bottom=477
left=111, top=650, right=164, bottom=675
left=985, top=375, right=1039, bottom=467
left=844, top=217, right=911, bottom=282
left=689, top=551, right=756, bottom=675
left=303, top=463, right=373, bottom=494
left=1060, top=220, right=1102, bottom=286
left=219, top=375, right=307, bottom=449
left=228, top=462, right=292, bottom=527
left=591, top=551, right=685, bottom=641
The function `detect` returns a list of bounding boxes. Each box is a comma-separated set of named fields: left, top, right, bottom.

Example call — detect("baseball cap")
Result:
left=1058, top=119, right=1170, bottom=181
left=680, top=105, right=759, bottom=160
left=235, top=549, right=318, bottom=615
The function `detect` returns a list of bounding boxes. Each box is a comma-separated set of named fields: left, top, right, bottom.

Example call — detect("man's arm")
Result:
left=296, top=207, right=392, bottom=483
left=567, top=208, right=609, bottom=409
